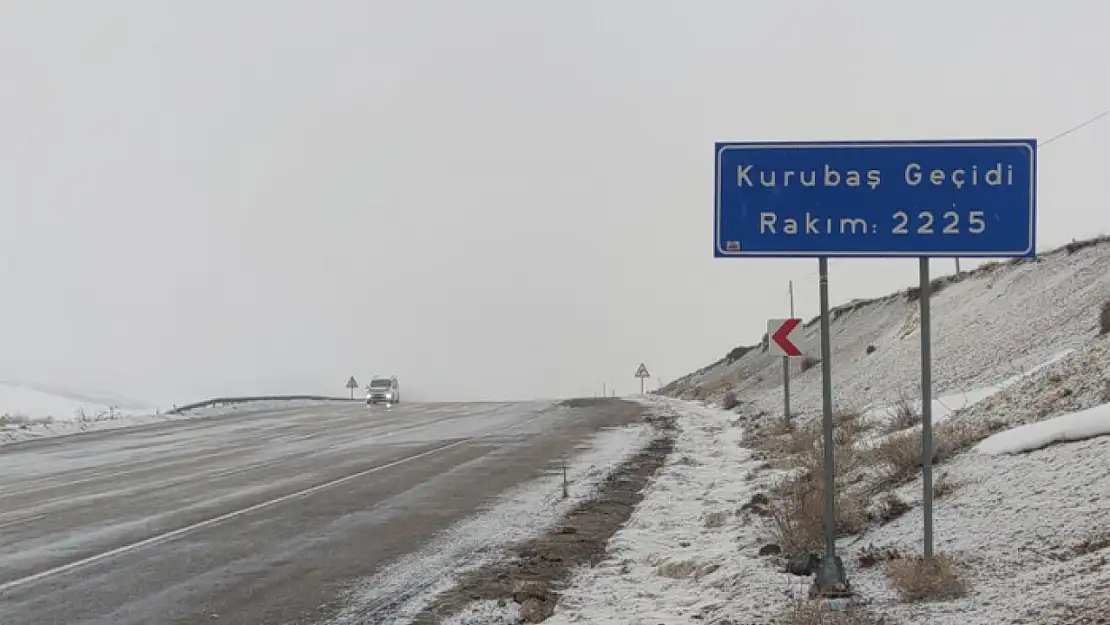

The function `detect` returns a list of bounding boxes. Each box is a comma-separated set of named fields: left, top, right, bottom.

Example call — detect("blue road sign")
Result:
left=714, top=139, right=1036, bottom=258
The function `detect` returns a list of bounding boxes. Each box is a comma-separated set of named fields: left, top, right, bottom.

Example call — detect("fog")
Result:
left=1, top=1, right=1107, bottom=406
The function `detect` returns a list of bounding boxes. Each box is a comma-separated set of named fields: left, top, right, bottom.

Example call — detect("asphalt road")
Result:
left=0, top=398, right=646, bottom=625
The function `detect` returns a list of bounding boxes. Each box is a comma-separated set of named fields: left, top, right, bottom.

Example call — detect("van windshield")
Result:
left=369, top=379, right=393, bottom=389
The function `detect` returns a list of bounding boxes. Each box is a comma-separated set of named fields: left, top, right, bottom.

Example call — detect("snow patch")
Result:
left=975, top=403, right=1110, bottom=455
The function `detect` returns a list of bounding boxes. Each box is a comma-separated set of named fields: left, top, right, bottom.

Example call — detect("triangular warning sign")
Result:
left=346, top=375, right=359, bottom=388
left=634, top=363, right=650, bottom=378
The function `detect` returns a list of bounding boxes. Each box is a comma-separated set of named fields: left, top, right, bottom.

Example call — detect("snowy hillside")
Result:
left=551, top=235, right=1110, bottom=624
left=662, top=236, right=1110, bottom=430
left=458, top=235, right=1110, bottom=623
left=0, top=381, right=150, bottom=425
left=531, top=397, right=1110, bottom=625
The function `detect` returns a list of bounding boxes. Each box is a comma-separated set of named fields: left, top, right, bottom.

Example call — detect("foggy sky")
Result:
left=1, top=1, right=1107, bottom=406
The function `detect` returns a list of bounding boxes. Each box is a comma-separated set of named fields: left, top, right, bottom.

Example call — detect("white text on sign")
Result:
left=759, top=210, right=987, bottom=237
left=736, top=162, right=1016, bottom=191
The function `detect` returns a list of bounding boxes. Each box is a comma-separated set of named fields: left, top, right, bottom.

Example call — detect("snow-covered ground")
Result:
left=0, top=381, right=150, bottom=423
left=513, top=393, right=1108, bottom=625
left=441, top=240, right=1110, bottom=624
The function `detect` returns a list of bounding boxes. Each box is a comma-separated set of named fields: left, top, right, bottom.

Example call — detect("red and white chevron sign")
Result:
left=767, top=318, right=803, bottom=357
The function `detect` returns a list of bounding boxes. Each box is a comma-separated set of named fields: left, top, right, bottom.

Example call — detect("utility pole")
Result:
left=955, top=258, right=961, bottom=275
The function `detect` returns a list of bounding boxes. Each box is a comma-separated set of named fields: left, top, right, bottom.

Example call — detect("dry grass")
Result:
left=833, top=409, right=873, bottom=438
left=774, top=598, right=896, bottom=625
left=885, top=552, right=968, bottom=603
left=0, top=414, right=53, bottom=427
left=763, top=417, right=796, bottom=436
left=857, top=544, right=903, bottom=569
left=884, top=393, right=921, bottom=432
left=874, top=493, right=911, bottom=525
left=760, top=411, right=874, bottom=554
left=778, top=411, right=869, bottom=475
left=765, top=472, right=869, bottom=555
left=654, top=558, right=720, bottom=580
left=934, top=419, right=1000, bottom=459
left=870, top=419, right=997, bottom=487
left=752, top=420, right=814, bottom=458
left=721, top=391, right=740, bottom=410
left=932, top=472, right=958, bottom=499
left=870, top=431, right=922, bottom=486
left=702, top=510, right=729, bottom=529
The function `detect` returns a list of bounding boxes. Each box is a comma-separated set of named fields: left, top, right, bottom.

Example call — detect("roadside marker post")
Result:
left=634, top=363, right=651, bottom=394
left=715, top=139, right=1037, bottom=593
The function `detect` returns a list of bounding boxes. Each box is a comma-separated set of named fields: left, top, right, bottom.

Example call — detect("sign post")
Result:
left=920, top=258, right=935, bottom=559
left=346, top=375, right=359, bottom=400
left=785, top=281, right=796, bottom=425
left=716, top=139, right=1037, bottom=596
left=634, top=363, right=651, bottom=394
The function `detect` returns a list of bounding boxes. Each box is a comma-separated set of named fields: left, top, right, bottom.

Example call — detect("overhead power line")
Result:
left=1038, top=107, right=1110, bottom=148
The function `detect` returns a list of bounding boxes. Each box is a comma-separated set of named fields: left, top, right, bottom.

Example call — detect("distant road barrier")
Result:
left=165, top=395, right=360, bottom=416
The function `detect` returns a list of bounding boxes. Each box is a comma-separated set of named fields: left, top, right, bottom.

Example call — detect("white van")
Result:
left=366, top=376, right=400, bottom=405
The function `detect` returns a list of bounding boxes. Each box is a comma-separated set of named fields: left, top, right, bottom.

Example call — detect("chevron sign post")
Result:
left=767, top=318, right=803, bottom=357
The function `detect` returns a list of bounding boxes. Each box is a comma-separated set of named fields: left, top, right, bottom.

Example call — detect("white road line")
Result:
left=0, top=408, right=552, bottom=594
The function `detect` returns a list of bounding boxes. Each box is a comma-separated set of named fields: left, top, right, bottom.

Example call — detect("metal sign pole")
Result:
left=783, top=280, right=795, bottom=425
left=920, top=257, right=935, bottom=560
left=814, top=257, right=848, bottom=594
left=818, top=258, right=836, bottom=560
